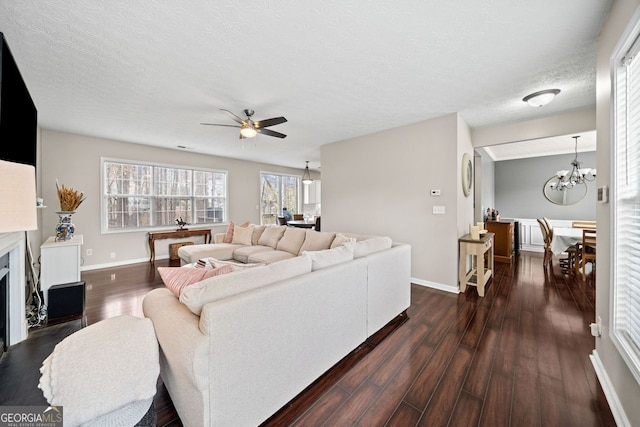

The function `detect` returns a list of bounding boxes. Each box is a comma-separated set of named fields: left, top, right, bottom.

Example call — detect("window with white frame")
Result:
left=102, top=159, right=227, bottom=232
left=612, top=19, right=640, bottom=385
left=259, top=172, right=300, bottom=225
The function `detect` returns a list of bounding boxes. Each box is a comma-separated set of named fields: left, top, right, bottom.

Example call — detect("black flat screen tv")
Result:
left=0, top=32, right=37, bottom=167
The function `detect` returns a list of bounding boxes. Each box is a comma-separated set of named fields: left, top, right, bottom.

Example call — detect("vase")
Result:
left=55, top=211, right=76, bottom=241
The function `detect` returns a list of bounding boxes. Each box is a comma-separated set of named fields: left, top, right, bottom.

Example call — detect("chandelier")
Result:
left=549, top=136, right=596, bottom=191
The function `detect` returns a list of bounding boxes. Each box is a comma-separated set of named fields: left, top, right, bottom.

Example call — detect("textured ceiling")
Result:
left=0, top=1, right=612, bottom=169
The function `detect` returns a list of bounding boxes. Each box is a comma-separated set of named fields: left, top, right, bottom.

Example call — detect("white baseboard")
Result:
left=81, top=255, right=167, bottom=271
left=590, top=349, right=632, bottom=427
left=411, top=277, right=459, bottom=294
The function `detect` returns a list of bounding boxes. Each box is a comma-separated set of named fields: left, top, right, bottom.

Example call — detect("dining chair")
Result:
left=537, top=218, right=553, bottom=266
left=572, top=220, right=597, bottom=229
left=293, top=214, right=304, bottom=220
left=277, top=216, right=288, bottom=225
left=577, top=228, right=596, bottom=280
left=313, top=216, right=321, bottom=232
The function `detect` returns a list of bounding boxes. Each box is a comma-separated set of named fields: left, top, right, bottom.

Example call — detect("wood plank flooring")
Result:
left=2, top=251, right=613, bottom=426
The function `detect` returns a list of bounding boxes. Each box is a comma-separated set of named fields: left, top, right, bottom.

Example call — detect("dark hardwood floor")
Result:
left=1, top=251, right=614, bottom=426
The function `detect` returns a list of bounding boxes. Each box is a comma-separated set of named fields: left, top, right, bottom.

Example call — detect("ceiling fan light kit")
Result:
left=522, top=89, right=561, bottom=107
left=202, top=108, right=287, bottom=140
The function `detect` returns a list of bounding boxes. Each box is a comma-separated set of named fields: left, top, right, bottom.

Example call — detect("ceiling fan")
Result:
left=201, top=109, right=287, bottom=139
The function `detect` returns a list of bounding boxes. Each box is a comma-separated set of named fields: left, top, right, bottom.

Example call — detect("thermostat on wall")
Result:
left=597, top=185, right=609, bottom=203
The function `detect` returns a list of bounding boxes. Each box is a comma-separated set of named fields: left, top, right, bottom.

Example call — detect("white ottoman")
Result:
left=39, top=315, right=159, bottom=427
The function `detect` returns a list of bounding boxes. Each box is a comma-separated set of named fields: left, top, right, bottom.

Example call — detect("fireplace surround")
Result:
left=0, top=231, right=29, bottom=347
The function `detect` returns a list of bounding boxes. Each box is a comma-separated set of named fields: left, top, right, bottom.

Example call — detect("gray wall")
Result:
left=321, top=113, right=474, bottom=290
left=595, top=1, right=640, bottom=425
left=476, top=148, right=495, bottom=220
left=39, top=129, right=318, bottom=268
left=494, top=152, right=596, bottom=220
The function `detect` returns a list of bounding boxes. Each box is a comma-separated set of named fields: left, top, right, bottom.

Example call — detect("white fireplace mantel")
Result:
left=0, top=231, right=28, bottom=345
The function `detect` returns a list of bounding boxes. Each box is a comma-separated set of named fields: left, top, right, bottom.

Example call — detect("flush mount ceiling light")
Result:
left=302, top=161, right=313, bottom=184
left=522, top=89, right=561, bottom=107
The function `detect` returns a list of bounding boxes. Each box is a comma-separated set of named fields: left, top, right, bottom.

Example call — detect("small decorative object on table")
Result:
left=55, top=180, right=85, bottom=241
left=176, top=217, right=188, bottom=231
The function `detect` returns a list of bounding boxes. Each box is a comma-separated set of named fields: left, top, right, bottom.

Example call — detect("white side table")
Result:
left=40, top=234, right=83, bottom=305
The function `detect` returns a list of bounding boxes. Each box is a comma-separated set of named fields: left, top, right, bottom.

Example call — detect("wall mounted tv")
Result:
left=0, top=32, right=37, bottom=167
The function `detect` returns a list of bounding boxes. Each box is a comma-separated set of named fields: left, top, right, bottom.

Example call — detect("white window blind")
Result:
left=102, top=159, right=227, bottom=232
left=613, top=27, right=640, bottom=385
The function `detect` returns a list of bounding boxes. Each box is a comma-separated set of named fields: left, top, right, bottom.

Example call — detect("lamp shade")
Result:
left=0, top=159, right=37, bottom=232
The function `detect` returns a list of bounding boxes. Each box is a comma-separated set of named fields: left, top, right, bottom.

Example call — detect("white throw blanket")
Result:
left=39, top=315, right=159, bottom=427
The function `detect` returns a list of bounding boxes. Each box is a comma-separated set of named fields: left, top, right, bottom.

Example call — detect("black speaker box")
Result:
left=48, top=281, right=85, bottom=319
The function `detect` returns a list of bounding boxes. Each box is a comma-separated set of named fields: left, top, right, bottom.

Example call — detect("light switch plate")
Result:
left=433, top=205, right=445, bottom=214
left=430, top=189, right=441, bottom=196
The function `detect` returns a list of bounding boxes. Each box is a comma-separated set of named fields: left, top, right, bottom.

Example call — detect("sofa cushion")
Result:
left=180, top=255, right=313, bottom=316
left=248, top=250, right=296, bottom=264
left=252, top=225, right=267, bottom=245
left=232, top=245, right=274, bottom=263
left=258, top=225, right=287, bottom=248
left=158, top=265, right=234, bottom=297
left=223, top=221, right=250, bottom=243
left=178, top=243, right=242, bottom=263
left=299, top=230, right=336, bottom=253
left=232, top=224, right=254, bottom=245
left=353, top=236, right=393, bottom=258
left=276, top=227, right=307, bottom=255
left=302, top=244, right=354, bottom=271
left=330, top=233, right=357, bottom=249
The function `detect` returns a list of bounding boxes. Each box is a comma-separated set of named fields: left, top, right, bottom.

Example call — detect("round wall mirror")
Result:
left=461, top=153, right=472, bottom=197
left=543, top=176, right=588, bottom=205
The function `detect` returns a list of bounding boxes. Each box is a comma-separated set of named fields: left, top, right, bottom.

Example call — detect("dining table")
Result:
left=551, top=227, right=588, bottom=254
left=286, top=219, right=316, bottom=229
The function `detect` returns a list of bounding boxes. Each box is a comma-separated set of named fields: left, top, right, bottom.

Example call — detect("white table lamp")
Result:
left=0, top=159, right=37, bottom=232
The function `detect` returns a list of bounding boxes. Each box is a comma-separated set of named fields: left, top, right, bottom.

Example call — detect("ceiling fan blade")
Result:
left=257, top=128, right=287, bottom=139
left=200, top=123, right=241, bottom=128
left=254, top=116, right=287, bottom=129
left=220, top=109, right=246, bottom=125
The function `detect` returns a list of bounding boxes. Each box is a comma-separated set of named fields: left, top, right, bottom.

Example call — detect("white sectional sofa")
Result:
left=143, top=225, right=411, bottom=427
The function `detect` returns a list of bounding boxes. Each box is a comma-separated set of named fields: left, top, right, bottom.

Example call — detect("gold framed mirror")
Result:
left=543, top=176, right=588, bottom=205
left=462, top=153, right=472, bottom=197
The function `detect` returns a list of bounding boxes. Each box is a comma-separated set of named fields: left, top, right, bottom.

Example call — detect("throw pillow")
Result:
left=353, top=236, right=393, bottom=258
left=232, top=224, right=254, bottom=245
left=252, top=225, right=267, bottom=245
left=180, top=255, right=313, bottom=316
left=276, top=227, right=307, bottom=255
left=299, top=230, right=336, bottom=253
left=302, top=244, right=354, bottom=271
left=330, top=233, right=357, bottom=249
left=223, top=221, right=250, bottom=243
left=257, top=225, right=287, bottom=248
left=158, top=265, right=233, bottom=297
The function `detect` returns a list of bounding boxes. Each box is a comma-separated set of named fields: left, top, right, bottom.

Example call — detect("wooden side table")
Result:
left=148, top=229, right=212, bottom=262
left=459, top=232, right=494, bottom=297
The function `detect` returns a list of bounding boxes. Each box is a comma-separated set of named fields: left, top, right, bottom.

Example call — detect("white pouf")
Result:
left=39, top=315, right=159, bottom=427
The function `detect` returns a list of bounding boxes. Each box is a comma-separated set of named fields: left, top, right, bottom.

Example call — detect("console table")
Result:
left=459, top=232, right=494, bottom=297
left=148, top=229, right=211, bottom=262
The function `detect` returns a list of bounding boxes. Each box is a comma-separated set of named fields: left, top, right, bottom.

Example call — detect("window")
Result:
left=102, top=159, right=227, bottom=232
left=260, top=172, right=300, bottom=225
left=612, top=18, right=640, bottom=385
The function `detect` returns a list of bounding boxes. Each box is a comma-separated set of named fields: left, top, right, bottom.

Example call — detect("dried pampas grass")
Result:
left=56, top=180, right=85, bottom=211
